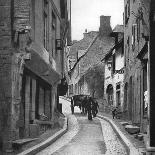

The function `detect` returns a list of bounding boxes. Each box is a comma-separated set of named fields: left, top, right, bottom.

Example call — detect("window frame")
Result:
left=125, top=0, right=130, bottom=25
left=43, top=0, right=49, bottom=50
left=132, top=24, right=137, bottom=50
left=52, top=11, right=56, bottom=57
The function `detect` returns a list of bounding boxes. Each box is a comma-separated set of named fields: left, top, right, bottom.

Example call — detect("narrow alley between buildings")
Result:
left=36, top=97, right=127, bottom=155
left=0, top=0, right=155, bottom=154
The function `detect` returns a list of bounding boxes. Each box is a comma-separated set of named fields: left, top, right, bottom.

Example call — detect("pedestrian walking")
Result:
left=112, top=107, right=117, bottom=119
left=86, top=97, right=92, bottom=120
left=81, top=97, right=86, bottom=114
left=71, top=97, right=74, bottom=114
left=92, top=100, right=99, bottom=117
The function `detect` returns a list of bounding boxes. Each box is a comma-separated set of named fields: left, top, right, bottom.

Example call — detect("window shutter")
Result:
left=132, top=24, right=137, bottom=49
left=135, top=24, right=137, bottom=43
left=128, top=0, right=130, bottom=17
left=137, top=19, right=140, bottom=42
left=125, top=5, right=127, bottom=24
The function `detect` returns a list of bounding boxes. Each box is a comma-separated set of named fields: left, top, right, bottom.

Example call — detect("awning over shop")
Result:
left=25, top=42, right=61, bottom=86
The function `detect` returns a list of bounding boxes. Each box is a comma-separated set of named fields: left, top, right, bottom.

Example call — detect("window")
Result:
left=43, top=0, right=48, bottom=50
left=116, top=91, right=121, bottom=106
left=132, top=24, right=137, bottom=50
left=137, top=18, right=140, bottom=42
left=116, top=84, right=120, bottom=90
left=128, top=0, right=130, bottom=17
left=112, top=54, right=116, bottom=74
left=127, top=36, right=130, bottom=65
left=69, top=84, right=73, bottom=95
left=143, top=62, right=147, bottom=117
left=75, top=83, right=78, bottom=94
left=116, top=83, right=121, bottom=106
left=125, top=0, right=130, bottom=25
left=109, top=95, right=113, bottom=101
left=52, top=12, right=56, bottom=57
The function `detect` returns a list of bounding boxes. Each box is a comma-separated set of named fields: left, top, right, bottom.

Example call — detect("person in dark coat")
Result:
left=86, top=97, right=93, bottom=120
left=92, top=100, right=99, bottom=117
left=71, top=97, right=74, bottom=114
left=112, top=107, right=117, bottom=119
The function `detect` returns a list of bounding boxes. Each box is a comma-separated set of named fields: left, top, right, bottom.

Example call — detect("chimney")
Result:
left=83, top=29, right=88, bottom=38
left=99, top=15, right=112, bottom=36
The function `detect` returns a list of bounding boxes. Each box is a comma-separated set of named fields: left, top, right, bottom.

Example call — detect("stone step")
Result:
left=12, top=138, right=38, bottom=149
left=125, top=124, right=140, bottom=134
left=120, top=121, right=130, bottom=126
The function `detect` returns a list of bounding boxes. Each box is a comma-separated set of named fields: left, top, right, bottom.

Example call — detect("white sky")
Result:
left=71, top=0, right=124, bottom=40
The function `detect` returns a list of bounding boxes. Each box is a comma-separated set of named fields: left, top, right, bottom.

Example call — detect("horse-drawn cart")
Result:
left=71, top=95, right=98, bottom=119
left=71, top=94, right=89, bottom=114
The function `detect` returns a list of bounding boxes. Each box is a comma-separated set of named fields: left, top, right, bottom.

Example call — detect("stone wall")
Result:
left=124, top=0, right=149, bottom=128
left=0, top=0, right=14, bottom=151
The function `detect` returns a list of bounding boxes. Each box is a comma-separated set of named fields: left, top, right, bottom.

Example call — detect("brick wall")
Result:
left=0, top=0, right=12, bottom=49
left=0, top=0, right=13, bottom=151
left=14, top=0, right=31, bottom=31
left=0, top=0, right=65, bottom=151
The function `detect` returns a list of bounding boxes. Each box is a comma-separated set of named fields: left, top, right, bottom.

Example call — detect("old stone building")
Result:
left=123, top=0, right=150, bottom=134
left=68, top=30, right=98, bottom=96
left=68, top=16, right=114, bottom=99
left=0, top=0, right=70, bottom=152
left=103, top=25, right=124, bottom=114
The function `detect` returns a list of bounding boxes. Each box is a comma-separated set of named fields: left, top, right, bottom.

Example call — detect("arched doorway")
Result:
left=106, top=84, right=113, bottom=106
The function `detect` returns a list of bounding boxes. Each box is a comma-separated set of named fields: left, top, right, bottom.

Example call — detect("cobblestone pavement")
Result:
left=98, top=117, right=127, bottom=155
left=52, top=115, right=106, bottom=155
left=36, top=98, right=80, bottom=155
left=36, top=98, right=127, bottom=155
left=36, top=114, right=79, bottom=155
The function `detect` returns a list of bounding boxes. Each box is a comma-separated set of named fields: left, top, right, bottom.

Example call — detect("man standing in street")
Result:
left=71, top=97, right=74, bottom=114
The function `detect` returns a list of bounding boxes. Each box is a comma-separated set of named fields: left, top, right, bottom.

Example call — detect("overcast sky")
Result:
left=71, top=0, right=124, bottom=41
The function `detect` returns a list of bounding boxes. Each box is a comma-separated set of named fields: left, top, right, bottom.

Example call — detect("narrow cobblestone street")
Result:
left=36, top=98, right=127, bottom=155
left=0, top=1, right=155, bottom=154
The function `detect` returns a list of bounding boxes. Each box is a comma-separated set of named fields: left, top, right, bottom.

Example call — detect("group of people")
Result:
left=71, top=96, right=99, bottom=120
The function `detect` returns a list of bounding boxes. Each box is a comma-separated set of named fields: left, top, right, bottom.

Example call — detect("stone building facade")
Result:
left=103, top=25, right=124, bottom=114
left=123, top=0, right=150, bottom=133
left=68, top=30, right=98, bottom=96
left=0, top=0, right=70, bottom=152
left=68, top=16, right=114, bottom=99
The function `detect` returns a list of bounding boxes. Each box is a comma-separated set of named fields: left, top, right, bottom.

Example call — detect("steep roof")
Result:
left=112, top=25, right=124, bottom=33
left=68, top=15, right=115, bottom=76
left=80, top=35, right=114, bottom=75
left=69, top=31, right=98, bottom=57
left=101, top=38, right=123, bottom=62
